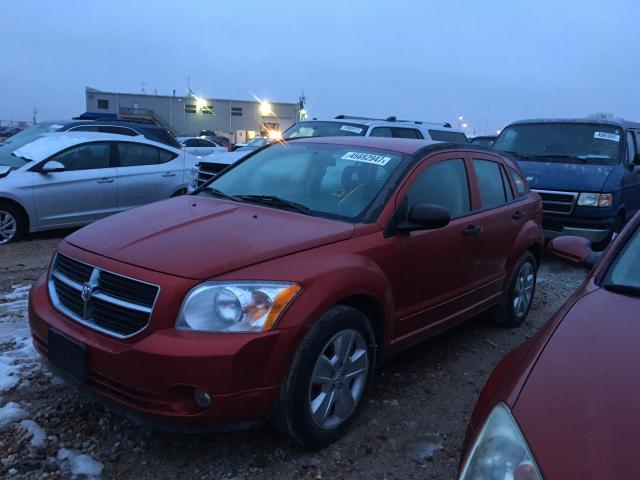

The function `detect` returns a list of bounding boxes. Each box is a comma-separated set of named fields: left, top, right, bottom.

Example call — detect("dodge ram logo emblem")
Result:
left=80, top=282, right=97, bottom=319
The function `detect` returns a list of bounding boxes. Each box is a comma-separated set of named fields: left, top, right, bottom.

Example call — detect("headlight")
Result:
left=577, top=192, right=612, bottom=207
left=459, top=403, right=542, bottom=480
left=176, top=282, right=301, bottom=333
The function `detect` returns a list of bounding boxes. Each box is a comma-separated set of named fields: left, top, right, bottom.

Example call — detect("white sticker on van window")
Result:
left=341, top=151, right=392, bottom=166
left=594, top=131, right=620, bottom=142
left=340, top=125, right=363, bottom=134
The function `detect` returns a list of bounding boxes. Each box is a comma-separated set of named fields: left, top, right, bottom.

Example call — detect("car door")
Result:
left=31, top=142, right=118, bottom=228
left=468, top=154, right=523, bottom=295
left=394, top=153, right=482, bottom=338
left=115, top=141, right=184, bottom=211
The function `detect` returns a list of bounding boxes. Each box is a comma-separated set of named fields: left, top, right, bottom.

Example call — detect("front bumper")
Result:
left=541, top=214, right=615, bottom=244
left=28, top=273, right=303, bottom=430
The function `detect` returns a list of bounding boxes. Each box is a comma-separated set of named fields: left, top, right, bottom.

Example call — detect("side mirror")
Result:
left=398, top=203, right=451, bottom=232
left=40, top=160, right=65, bottom=173
left=547, top=236, right=601, bottom=268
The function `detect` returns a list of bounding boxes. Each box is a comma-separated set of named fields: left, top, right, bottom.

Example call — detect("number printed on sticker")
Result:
left=341, top=151, right=392, bottom=166
left=594, top=131, right=621, bottom=142
left=339, top=125, right=363, bottom=134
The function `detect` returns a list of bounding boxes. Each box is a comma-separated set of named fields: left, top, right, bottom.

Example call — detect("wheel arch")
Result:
left=0, top=197, right=30, bottom=232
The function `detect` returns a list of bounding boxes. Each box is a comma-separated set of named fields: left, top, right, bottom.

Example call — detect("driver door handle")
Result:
left=463, top=225, right=483, bottom=237
left=161, top=172, right=176, bottom=177
left=96, top=178, right=114, bottom=183
left=512, top=210, right=525, bottom=220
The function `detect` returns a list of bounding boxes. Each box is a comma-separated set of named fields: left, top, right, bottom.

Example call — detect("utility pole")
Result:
left=32, top=106, right=38, bottom=125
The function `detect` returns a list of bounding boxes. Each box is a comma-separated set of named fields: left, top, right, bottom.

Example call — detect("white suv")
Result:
left=282, top=115, right=468, bottom=142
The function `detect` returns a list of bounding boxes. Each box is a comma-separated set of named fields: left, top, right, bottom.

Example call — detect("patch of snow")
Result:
left=0, top=401, right=28, bottom=427
left=58, top=448, right=103, bottom=478
left=0, top=284, right=40, bottom=392
left=19, top=419, right=46, bottom=447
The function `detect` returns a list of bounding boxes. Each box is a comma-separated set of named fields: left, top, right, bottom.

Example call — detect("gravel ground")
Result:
left=0, top=231, right=588, bottom=479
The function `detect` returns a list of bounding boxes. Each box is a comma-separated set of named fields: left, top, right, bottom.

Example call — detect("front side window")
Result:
left=370, top=127, right=393, bottom=137
left=282, top=121, right=368, bottom=139
left=49, top=143, right=111, bottom=171
left=494, top=123, right=623, bottom=165
left=626, top=132, right=636, bottom=164
left=429, top=130, right=468, bottom=143
left=473, top=159, right=509, bottom=209
left=118, top=143, right=175, bottom=167
left=204, top=143, right=406, bottom=222
left=392, top=128, right=422, bottom=139
left=405, top=158, right=471, bottom=219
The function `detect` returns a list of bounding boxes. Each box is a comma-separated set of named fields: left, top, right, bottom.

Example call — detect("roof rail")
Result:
left=335, top=114, right=453, bottom=128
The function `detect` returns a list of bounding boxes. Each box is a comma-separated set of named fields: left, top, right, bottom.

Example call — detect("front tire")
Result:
left=491, top=251, right=537, bottom=328
left=272, top=305, right=376, bottom=448
left=0, top=203, right=25, bottom=245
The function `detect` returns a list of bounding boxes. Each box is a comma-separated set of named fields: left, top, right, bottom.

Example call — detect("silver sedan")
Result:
left=0, top=132, right=199, bottom=244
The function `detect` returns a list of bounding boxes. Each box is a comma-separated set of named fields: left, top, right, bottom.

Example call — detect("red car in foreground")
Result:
left=458, top=214, right=640, bottom=478
left=29, top=137, right=543, bottom=447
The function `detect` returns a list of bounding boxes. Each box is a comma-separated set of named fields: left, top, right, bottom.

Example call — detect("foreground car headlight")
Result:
left=177, top=282, right=301, bottom=333
left=459, top=404, right=542, bottom=480
left=577, top=192, right=612, bottom=207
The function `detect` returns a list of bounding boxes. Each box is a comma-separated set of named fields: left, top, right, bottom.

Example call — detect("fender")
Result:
left=505, top=218, right=544, bottom=276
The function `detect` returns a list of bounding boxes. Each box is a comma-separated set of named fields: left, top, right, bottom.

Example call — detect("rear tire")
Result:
left=490, top=251, right=537, bottom=328
left=0, top=203, right=26, bottom=245
left=272, top=305, right=376, bottom=448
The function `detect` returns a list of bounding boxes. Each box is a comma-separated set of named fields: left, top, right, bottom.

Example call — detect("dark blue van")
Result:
left=494, top=118, right=640, bottom=248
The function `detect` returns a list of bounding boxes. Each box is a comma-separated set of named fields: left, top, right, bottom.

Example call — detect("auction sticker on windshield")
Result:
left=342, top=151, right=392, bottom=166
left=594, top=131, right=620, bottom=142
left=340, top=125, right=364, bottom=134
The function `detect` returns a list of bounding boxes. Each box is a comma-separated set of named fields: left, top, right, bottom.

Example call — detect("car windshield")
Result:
left=238, top=137, right=269, bottom=151
left=1, top=121, right=66, bottom=144
left=0, top=136, right=43, bottom=167
left=200, top=143, right=406, bottom=222
left=493, top=123, right=623, bottom=165
left=602, top=225, right=640, bottom=295
left=283, top=121, right=368, bottom=139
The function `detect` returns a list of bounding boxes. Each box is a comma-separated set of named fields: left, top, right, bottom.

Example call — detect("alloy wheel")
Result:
left=0, top=210, right=17, bottom=245
left=309, top=329, right=369, bottom=429
left=512, top=262, right=535, bottom=319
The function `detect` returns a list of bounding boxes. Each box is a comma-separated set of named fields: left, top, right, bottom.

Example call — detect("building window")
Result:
left=231, top=107, right=243, bottom=117
left=185, top=104, right=196, bottom=114
left=202, top=105, right=214, bottom=115
left=97, top=99, right=109, bottom=110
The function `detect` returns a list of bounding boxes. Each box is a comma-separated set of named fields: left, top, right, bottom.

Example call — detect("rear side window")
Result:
left=473, top=159, right=509, bottom=208
left=98, top=126, right=137, bottom=136
left=500, top=166, right=514, bottom=202
left=49, top=142, right=111, bottom=171
left=405, top=158, right=471, bottom=218
left=428, top=130, right=468, bottom=143
left=141, top=128, right=180, bottom=149
left=118, top=143, right=176, bottom=167
left=627, top=132, right=636, bottom=164
left=508, top=168, right=527, bottom=196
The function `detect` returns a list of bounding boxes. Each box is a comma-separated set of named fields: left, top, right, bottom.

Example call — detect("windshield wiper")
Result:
left=201, top=187, right=243, bottom=202
left=238, top=195, right=313, bottom=216
left=532, top=154, right=586, bottom=163
left=501, top=150, right=530, bottom=160
left=602, top=283, right=640, bottom=298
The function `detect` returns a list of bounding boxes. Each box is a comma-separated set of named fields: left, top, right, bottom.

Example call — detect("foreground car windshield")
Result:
left=494, top=123, right=623, bottom=165
left=202, top=143, right=405, bottom=221
left=602, top=225, right=640, bottom=293
left=283, top=121, right=368, bottom=139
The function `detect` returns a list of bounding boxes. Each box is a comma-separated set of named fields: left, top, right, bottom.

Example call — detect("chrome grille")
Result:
left=532, top=189, right=578, bottom=215
left=193, top=162, right=229, bottom=189
left=48, top=254, right=159, bottom=338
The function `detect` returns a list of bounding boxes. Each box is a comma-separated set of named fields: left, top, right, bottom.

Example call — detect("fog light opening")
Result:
left=194, top=388, right=212, bottom=409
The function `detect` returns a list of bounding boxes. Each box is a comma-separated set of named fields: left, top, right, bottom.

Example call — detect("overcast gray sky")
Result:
left=1, top=0, right=638, bottom=134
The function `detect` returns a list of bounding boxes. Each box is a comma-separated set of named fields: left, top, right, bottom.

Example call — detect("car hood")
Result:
left=66, top=196, right=355, bottom=279
left=513, top=287, right=640, bottom=478
left=518, top=161, right=614, bottom=192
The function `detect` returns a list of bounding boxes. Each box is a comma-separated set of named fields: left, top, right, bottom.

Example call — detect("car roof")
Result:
left=507, top=118, right=640, bottom=130
left=300, top=117, right=461, bottom=133
left=12, top=132, right=176, bottom=162
left=64, top=119, right=167, bottom=130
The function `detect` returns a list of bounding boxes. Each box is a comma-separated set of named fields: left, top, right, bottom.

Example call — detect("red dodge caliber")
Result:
left=29, top=137, right=543, bottom=447
left=458, top=214, right=640, bottom=478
